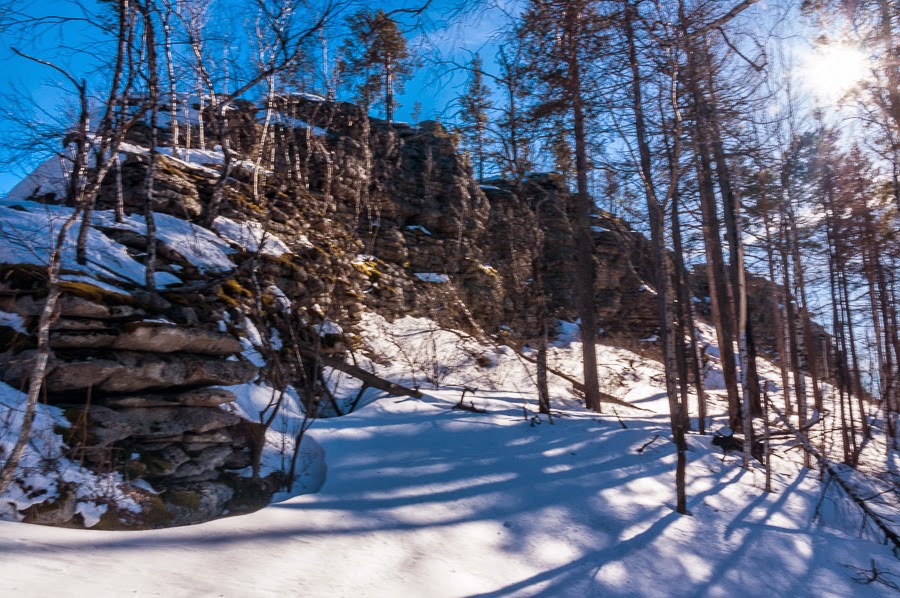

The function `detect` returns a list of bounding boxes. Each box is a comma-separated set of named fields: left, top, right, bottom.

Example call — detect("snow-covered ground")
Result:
left=1, top=157, right=896, bottom=594
left=0, top=315, right=897, bottom=597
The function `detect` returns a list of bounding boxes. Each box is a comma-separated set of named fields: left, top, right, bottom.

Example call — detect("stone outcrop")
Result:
left=263, top=99, right=660, bottom=336
left=48, top=321, right=243, bottom=354
left=0, top=101, right=679, bottom=527
left=0, top=280, right=268, bottom=527
left=480, top=175, right=660, bottom=337
left=87, top=97, right=662, bottom=340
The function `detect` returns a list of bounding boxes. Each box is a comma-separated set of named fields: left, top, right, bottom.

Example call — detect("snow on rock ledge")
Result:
left=415, top=273, right=450, bottom=284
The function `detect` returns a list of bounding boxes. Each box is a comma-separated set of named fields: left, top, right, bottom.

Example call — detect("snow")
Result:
left=271, top=113, right=329, bottom=137
left=236, top=317, right=267, bottom=368
left=74, top=502, right=108, bottom=528
left=406, top=224, right=432, bottom=235
left=267, top=284, right=292, bottom=313
left=292, top=92, right=326, bottom=102
left=220, top=381, right=326, bottom=497
left=415, top=272, right=450, bottom=283
left=556, top=319, right=581, bottom=343
left=59, top=273, right=132, bottom=296
left=0, top=310, right=26, bottom=333
left=212, top=216, right=291, bottom=257
left=5, top=153, right=70, bottom=201
left=0, top=382, right=140, bottom=527
left=0, top=386, right=895, bottom=594
left=2, top=154, right=241, bottom=280
left=93, top=208, right=235, bottom=274
left=591, top=225, right=609, bottom=233
left=0, top=313, right=897, bottom=595
left=314, top=319, right=343, bottom=336
left=0, top=199, right=180, bottom=288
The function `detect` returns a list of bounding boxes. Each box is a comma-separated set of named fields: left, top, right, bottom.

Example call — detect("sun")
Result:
left=800, top=44, right=869, bottom=103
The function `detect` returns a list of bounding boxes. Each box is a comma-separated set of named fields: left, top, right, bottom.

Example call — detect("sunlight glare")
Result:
left=800, top=45, right=868, bottom=103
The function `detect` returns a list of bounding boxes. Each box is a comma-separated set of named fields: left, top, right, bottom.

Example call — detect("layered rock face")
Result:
left=0, top=279, right=268, bottom=527
left=480, top=175, right=659, bottom=337
left=87, top=97, right=662, bottom=338
left=140, top=97, right=662, bottom=338
left=261, top=99, right=506, bottom=328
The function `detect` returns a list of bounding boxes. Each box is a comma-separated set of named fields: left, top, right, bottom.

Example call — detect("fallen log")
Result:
left=767, top=397, right=900, bottom=554
left=514, top=351, right=651, bottom=412
left=297, top=345, right=423, bottom=400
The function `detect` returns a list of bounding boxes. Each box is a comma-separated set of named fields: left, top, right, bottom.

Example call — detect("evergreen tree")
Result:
left=519, top=0, right=606, bottom=412
left=549, top=122, right=573, bottom=184
left=338, top=9, right=414, bottom=123
left=493, top=41, right=533, bottom=180
left=458, top=53, right=492, bottom=182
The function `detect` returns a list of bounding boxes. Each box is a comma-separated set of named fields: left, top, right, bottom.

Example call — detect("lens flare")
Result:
left=801, top=45, right=868, bottom=103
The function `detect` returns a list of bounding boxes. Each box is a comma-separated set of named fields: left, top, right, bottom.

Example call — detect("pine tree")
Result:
left=549, top=122, right=573, bottom=184
left=493, top=41, right=533, bottom=181
left=458, top=53, right=492, bottom=182
left=519, top=0, right=606, bottom=412
left=338, top=9, right=414, bottom=123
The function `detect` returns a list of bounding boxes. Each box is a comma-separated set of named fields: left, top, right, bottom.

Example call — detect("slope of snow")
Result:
left=93, top=208, right=236, bottom=273
left=5, top=153, right=70, bottom=201
left=0, top=382, right=140, bottom=526
left=0, top=199, right=180, bottom=288
left=0, top=387, right=893, bottom=596
left=0, top=315, right=895, bottom=597
left=212, top=216, right=291, bottom=257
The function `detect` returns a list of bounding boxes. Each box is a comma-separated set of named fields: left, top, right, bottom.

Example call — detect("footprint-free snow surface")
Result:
left=0, top=383, right=896, bottom=597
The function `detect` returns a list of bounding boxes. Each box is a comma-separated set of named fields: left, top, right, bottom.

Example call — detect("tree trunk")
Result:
left=624, top=3, right=687, bottom=513
left=762, top=212, right=792, bottom=415
left=140, top=2, right=160, bottom=291
left=163, top=2, right=179, bottom=159
left=0, top=81, right=93, bottom=492
left=565, top=4, right=602, bottom=412
left=778, top=206, right=810, bottom=467
left=75, top=0, right=130, bottom=265
left=695, top=144, right=742, bottom=430
left=785, top=192, right=824, bottom=412
left=385, top=60, right=394, bottom=123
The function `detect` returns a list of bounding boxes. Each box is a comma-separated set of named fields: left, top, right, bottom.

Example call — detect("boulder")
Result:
left=113, top=323, right=242, bottom=354
left=170, top=445, right=233, bottom=479
left=102, top=388, right=237, bottom=408
left=163, top=482, right=235, bottom=526
left=65, top=405, right=133, bottom=447
left=50, top=319, right=112, bottom=331
left=222, top=449, right=253, bottom=470
left=71, top=405, right=241, bottom=448
left=0, top=295, right=144, bottom=320
left=0, top=350, right=257, bottom=393
left=182, top=429, right=233, bottom=445
left=50, top=323, right=242, bottom=355
left=21, top=483, right=78, bottom=526
left=49, top=330, right=118, bottom=350
left=116, top=407, right=242, bottom=440
left=141, top=446, right=191, bottom=478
